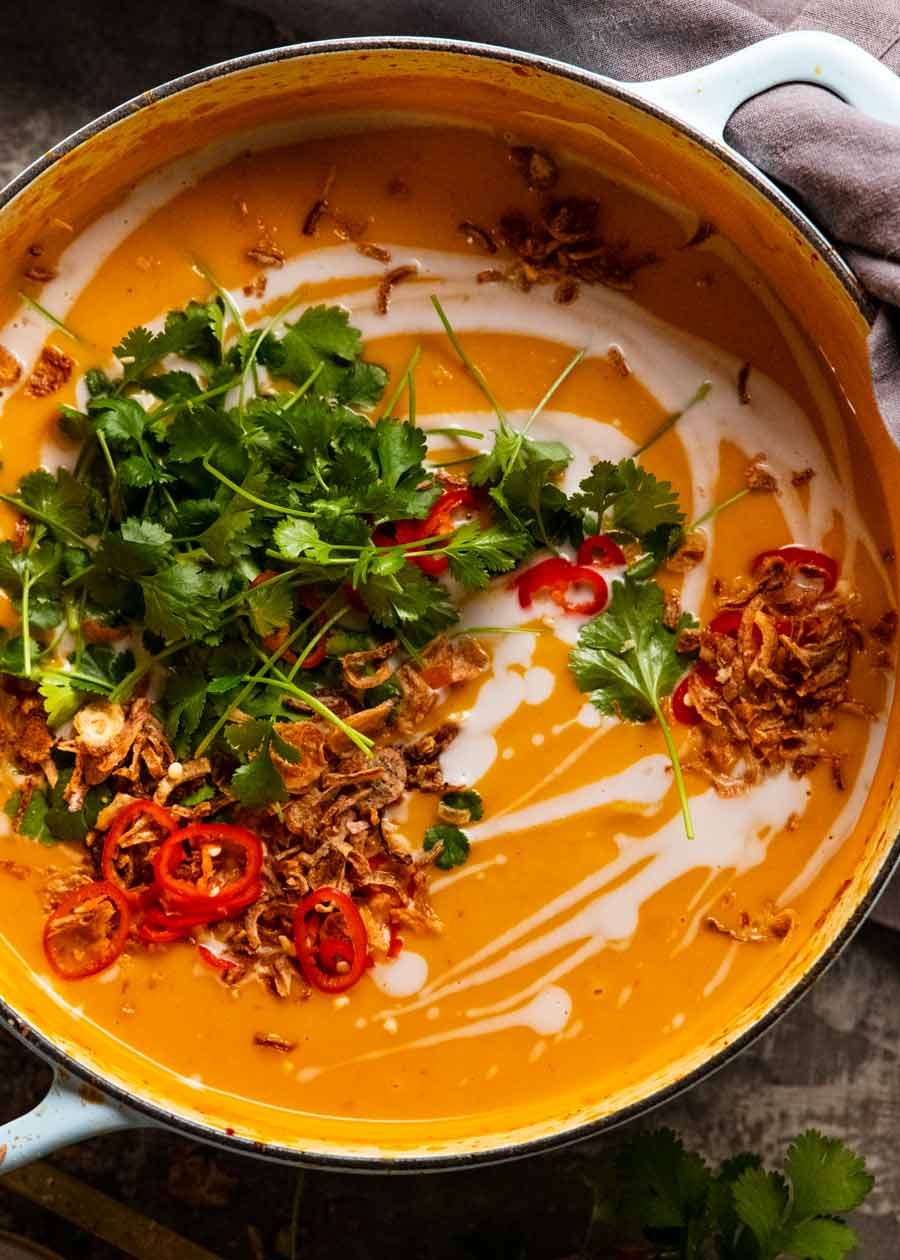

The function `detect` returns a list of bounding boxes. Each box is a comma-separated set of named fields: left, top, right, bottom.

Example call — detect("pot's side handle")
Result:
left=624, top=29, right=900, bottom=144
left=0, top=1070, right=141, bottom=1172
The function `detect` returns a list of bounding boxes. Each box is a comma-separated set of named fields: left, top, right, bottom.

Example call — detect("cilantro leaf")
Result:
left=782, top=1218, right=859, bottom=1260
left=570, top=457, right=684, bottom=549
left=246, top=576, right=294, bottom=636
left=440, top=788, right=483, bottom=822
left=38, top=676, right=85, bottom=727
left=4, top=788, right=50, bottom=842
left=360, top=565, right=457, bottom=646
left=785, top=1130, right=874, bottom=1219
left=18, top=468, right=92, bottom=542
left=424, top=823, right=470, bottom=869
left=616, top=1129, right=711, bottom=1230
left=259, top=305, right=386, bottom=406
left=732, top=1167, right=789, bottom=1255
left=139, top=562, right=225, bottom=642
left=289, top=305, right=362, bottom=361
left=570, top=577, right=697, bottom=838
left=42, top=768, right=114, bottom=843
left=226, top=720, right=298, bottom=807
left=373, top=417, right=428, bottom=489
left=272, top=519, right=324, bottom=562
left=443, top=522, right=532, bottom=591
left=570, top=577, right=695, bottom=722
left=99, top=518, right=173, bottom=576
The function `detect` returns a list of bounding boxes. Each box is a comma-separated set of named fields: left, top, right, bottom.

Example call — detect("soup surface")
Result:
left=0, top=115, right=895, bottom=1149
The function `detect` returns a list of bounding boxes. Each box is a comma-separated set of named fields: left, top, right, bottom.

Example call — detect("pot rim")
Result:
left=0, top=34, right=893, bottom=1171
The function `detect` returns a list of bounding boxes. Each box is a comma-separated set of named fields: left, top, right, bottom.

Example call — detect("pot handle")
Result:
left=624, top=29, right=900, bottom=144
left=0, top=1070, right=141, bottom=1172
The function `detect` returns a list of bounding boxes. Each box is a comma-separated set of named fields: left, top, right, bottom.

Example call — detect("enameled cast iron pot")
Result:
left=2, top=30, right=900, bottom=1173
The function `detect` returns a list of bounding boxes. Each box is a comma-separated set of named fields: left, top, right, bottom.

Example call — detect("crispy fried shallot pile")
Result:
left=0, top=635, right=488, bottom=999
left=679, top=554, right=868, bottom=796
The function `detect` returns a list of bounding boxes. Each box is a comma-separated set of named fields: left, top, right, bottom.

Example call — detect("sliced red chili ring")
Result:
left=576, top=533, right=626, bottom=568
left=197, top=944, right=238, bottom=974
left=751, top=545, right=838, bottom=592
left=154, top=823, right=264, bottom=914
left=294, top=885, right=368, bottom=994
left=138, top=885, right=262, bottom=943
left=43, top=880, right=130, bottom=980
left=101, top=800, right=176, bottom=907
left=709, top=608, right=793, bottom=643
left=378, top=489, right=481, bottom=577
left=516, top=557, right=609, bottom=615
left=672, top=663, right=717, bottom=726
left=318, top=936, right=356, bottom=975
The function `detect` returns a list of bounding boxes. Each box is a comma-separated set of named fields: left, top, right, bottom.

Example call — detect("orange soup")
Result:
left=0, top=112, right=895, bottom=1153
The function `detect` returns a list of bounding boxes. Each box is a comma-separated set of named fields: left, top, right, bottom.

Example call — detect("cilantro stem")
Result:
left=20, top=571, right=32, bottom=679
left=429, top=454, right=478, bottom=468
left=632, top=381, right=711, bottom=458
left=62, top=563, right=94, bottom=588
left=108, top=638, right=187, bottom=704
left=522, top=347, right=587, bottom=435
left=96, top=429, right=121, bottom=523
left=40, top=667, right=113, bottom=693
left=270, top=602, right=349, bottom=719
left=193, top=260, right=258, bottom=393
left=151, top=377, right=235, bottom=421
left=278, top=362, right=324, bottom=412
left=0, top=494, right=94, bottom=550
left=688, top=487, right=750, bottom=532
left=427, top=426, right=484, bottom=440
left=430, top=296, right=506, bottom=422
left=202, top=460, right=316, bottom=518
left=379, top=345, right=421, bottom=420
left=251, top=675, right=375, bottom=756
left=194, top=608, right=326, bottom=758
left=652, top=698, right=695, bottom=841
left=18, top=292, right=84, bottom=344
left=239, top=289, right=305, bottom=407
left=452, top=625, right=549, bottom=637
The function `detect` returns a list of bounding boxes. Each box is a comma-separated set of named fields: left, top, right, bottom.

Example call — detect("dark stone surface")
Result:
left=0, top=3, right=897, bottom=1254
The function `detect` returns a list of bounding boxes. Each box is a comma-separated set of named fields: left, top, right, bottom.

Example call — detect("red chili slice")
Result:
left=751, top=545, right=838, bottom=592
left=43, top=880, right=130, bottom=980
left=137, top=887, right=262, bottom=943
left=516, top=557, right=608, bottom=615
left=154, top=823, right=264, bottom=915
left=388, top=927, right=405, bottom=959
left=709, top=608, right=793, bottom=643
left=294, top=885, right=368, bottom=994
left=101, top=800, right=176, bottom=907
left=672, top=663, right=717, bottom=726
left=576, top=533, right=626, bottom=568
left=380, top=489, right=481, bottom=577
left=197, top=944, right=238, bottom=974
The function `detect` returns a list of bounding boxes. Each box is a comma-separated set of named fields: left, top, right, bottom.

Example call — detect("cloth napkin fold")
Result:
left=239, top=0, right=900, bottom=928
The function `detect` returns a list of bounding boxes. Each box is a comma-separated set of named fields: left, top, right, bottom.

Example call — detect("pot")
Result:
left=1, top=30, right=900, bottom=1173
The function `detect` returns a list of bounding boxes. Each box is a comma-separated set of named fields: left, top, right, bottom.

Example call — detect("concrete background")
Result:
left=0, top=2, right=897, bottom=1255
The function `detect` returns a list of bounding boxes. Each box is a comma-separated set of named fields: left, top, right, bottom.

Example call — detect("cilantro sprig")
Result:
left=586, top=1127, right=872, bottom=1260
left=570, top=576, right=698, bottom=839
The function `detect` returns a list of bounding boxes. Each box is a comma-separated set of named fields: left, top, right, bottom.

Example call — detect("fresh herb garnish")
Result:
left=424, top=823, right=471, bottom=869
left=570, top=576, right=698, bottom=839
left=440, top=788, right=484, bottom=822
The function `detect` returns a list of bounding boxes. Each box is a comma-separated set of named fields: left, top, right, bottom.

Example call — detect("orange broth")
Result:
left=0, top=119, right=895, bottom=1148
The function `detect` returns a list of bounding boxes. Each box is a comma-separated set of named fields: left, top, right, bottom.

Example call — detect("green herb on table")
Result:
left=584, top=1127, right=873, bottom=1260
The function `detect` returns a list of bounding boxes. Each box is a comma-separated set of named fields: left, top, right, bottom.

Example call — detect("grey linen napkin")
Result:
left=240, top=0, right=900, bottom=928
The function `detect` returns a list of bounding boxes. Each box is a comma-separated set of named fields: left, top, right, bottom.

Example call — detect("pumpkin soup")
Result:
left=0, top=119, right=893, bottom=1134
